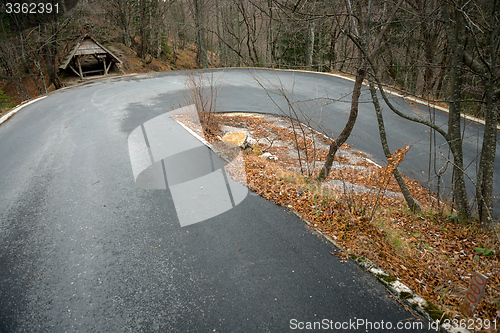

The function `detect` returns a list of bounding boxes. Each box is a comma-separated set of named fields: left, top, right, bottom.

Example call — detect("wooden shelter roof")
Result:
left=59, top=34, right=122, bottom=70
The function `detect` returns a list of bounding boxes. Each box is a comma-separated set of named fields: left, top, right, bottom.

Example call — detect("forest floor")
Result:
left=173, top=111, right=500, bottom=329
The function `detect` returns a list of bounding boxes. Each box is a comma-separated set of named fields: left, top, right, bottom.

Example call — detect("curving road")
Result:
left=1, top=68, right=494, bottom=332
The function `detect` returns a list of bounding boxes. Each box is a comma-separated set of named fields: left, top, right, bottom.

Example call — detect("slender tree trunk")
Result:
left=215, top=0, right=225, bottom=66
left=19, top=33, right=43, bottom=95
left=34, top=58, right=47, bottom=94
left=306, top=20, right=315, bottom=69
left=44, top=45, right=63, bottom=89
left=422, top=28, right=434, bottom=97
left=444, top=1, right=470, bottom=219
left=267, top=0, right=275, bottom=67
left=316, top=27, right=322, bottom=71
left=318, top=64, right=366, bottom=181
left=433, top=49, right=448, bottom=100
left=476, top=1, right=498, bottom=224
left=43, top=23, right=63, bottom=89
left=194, top=0, right=209, bottom=68
left=448, top=65, right=470, bottom=218
left=317, top=0, right=402, bottom=182
left=138, top=1, right=147, bottom=59
left=477, top=74, right=497, bottom=223
left=114, top=0, right=132, bottom=47
left=368, top=78, right=421, bottom=212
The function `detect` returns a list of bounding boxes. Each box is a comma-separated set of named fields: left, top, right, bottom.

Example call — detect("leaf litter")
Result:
left=173, top=111, right=499, bottom=326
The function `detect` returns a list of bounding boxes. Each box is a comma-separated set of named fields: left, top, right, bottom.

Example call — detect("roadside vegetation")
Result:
left=0, top=90, right=15, bottom=114
left=175, top=109, right=499, bottom=325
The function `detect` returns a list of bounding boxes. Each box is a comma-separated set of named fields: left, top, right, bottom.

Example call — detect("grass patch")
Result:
left=424, top=301, right=450, bottom=321
left=377, top=274, right=397, bottom=283
left=400, top=291, right=414, bottom=299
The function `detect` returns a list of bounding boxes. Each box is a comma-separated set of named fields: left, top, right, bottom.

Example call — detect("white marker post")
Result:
left=461, top=272, right=488, bottom=317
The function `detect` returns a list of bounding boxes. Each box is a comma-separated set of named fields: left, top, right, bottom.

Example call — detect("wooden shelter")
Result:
left=59, top=34, right=122, bottom=79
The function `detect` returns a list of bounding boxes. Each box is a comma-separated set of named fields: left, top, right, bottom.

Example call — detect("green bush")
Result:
left=0, top=90, right=15, bottom=113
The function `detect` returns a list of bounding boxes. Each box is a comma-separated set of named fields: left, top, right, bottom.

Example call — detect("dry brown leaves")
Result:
left=237, top=154, right=499, bottom=323
left=181, top=112, right=500, bottom=324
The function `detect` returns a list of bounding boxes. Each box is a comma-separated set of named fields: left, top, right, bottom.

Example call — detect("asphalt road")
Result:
left=1, top=68, right=490, bottom=332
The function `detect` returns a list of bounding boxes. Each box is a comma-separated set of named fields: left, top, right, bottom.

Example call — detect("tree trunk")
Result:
left=43, top=24, right=63, bottom=89
left=267, top=0, right=275, bottom=67
left=477, top=75, right=497, bottom=223
left=194, top=0, right=209, bottom=68
left=34, top=58, right=47, bottom=94
left=138, top=1, right=147, bottom=59
left=368, top=78, right=421, bottom=212
left=215, top=0, right=225, bottom=66
left=19, top=32, right=43, bottom=95
left=444, top=1, right=470, bottom=219
left=476, top=2, right=498, bottom=224
left=317, top=65, right=366, bottom=181
left=306, top=20, right=315, bottom=69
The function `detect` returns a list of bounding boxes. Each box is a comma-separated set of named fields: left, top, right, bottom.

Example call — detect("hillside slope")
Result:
left=0, top=41, right=198, bottom=112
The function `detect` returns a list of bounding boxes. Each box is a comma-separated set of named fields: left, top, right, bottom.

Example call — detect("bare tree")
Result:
left=318, top=0, right=402, bottom=182
left=453, top=0, right=500, bottom=224
left=368, top=77, right=421, bottom=212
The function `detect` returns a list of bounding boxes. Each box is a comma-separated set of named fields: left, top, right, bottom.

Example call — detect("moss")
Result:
left=349, top=254, right=358, bottom=260
left=377, top=274, right=397, bottom=283
left=400, top=292, right=413, bottom=299
left=424, top=301, right=450, bottom=321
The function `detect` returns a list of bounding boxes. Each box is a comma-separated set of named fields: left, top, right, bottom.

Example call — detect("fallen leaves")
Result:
left=180, top=112, right=499, bottom=323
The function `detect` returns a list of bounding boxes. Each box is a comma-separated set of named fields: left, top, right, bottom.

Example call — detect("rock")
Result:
left=222, top=131, right=247, bottom=148
left=144, top=54, right=153, bottom=64
left=246, top=142, right=263, bottom=156
left=260, top=152, right=278, bottom=161
left=246, top=136, right=257, bottom=147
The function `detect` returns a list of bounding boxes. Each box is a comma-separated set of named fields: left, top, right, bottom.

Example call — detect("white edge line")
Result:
left=246, top=67, right=497, bottom=130
left=312, top=70, right=497, bottom=130
left=171, top=117, right=236, bottom=166
left=0, top=95, right=48, bottom=125
left=364, top=158, right=382, bottom=168
left=2, top=68, right=492, bottom=132
left=171, top=117, right=210, bottom=147
left=285, top=112, right=385, bottom=168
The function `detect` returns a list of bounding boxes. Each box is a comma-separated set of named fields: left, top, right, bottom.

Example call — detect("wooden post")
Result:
left=77, top=56, right=83, bottom=80
left=106, top=60, right=112, bottom=74
left=68, top=64, right=80, bottom=77
left=103, top=57, right=107, bottom=75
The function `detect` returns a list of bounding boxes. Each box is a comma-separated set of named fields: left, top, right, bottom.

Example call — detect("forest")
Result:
left=0, top=0, right=499, bottom=225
